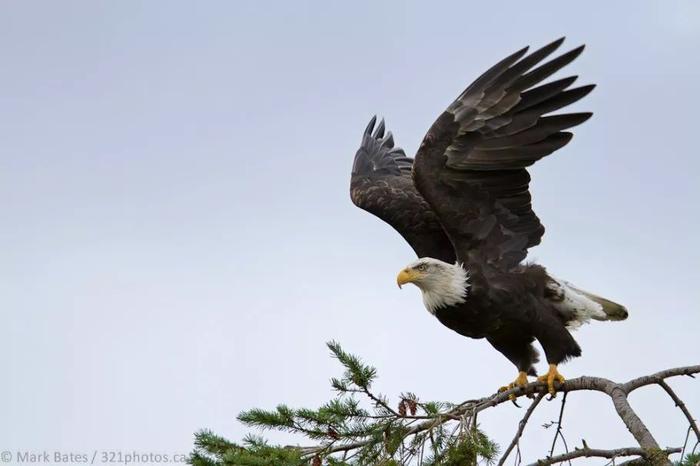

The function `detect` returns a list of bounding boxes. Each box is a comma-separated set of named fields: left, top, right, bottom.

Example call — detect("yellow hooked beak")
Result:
left=397, top=268, right=421, bottom=288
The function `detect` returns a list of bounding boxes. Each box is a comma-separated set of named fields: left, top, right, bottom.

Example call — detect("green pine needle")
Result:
left=190, top=342, right=499, bottom=466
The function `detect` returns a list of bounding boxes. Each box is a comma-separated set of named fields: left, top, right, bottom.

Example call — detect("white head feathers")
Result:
left=402, top=258, right=470, bottom=314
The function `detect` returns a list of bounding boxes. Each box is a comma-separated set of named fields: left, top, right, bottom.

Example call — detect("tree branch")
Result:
left=217, top=354, right=699, bottom=466
left=360, top=386, right=399, bottom=416
left=609, top=384, right=661, bottom=450
left=548, top=392, right=570, bottom=458
left=657, top=379, right=700, bottom=442
left=313, top=365, right=700, bottom=459
left=525, top=446, right=682, bottom=466
left=623, top=365, right=700, bottom=393
left=497, top=393, right=545, bottom=466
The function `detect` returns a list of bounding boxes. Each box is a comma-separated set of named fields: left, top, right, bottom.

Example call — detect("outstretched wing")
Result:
left=350, top=116, right=455, bottom=263
left=412, top=38, right=594, bottom=271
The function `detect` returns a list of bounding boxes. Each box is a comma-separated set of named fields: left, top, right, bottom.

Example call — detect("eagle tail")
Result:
left=546, top=277, right=629, bottom=328
left=583, top=291, right=629, bottom=320
left=568, top=285, right=629, bottom=321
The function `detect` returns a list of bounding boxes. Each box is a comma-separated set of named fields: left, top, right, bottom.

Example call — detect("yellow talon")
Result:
left=498, top=371, right=530, bottom=400
left=537, top=364, right=566, bottom=396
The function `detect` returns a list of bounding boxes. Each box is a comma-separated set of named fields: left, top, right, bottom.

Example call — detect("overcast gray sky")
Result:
left=2, top=1, right=699, bottom=464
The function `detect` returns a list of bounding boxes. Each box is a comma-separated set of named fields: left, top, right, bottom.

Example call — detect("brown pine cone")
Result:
left=407, top=399, right=418, bottom=415
left=398, top=400, right=407, bottom=416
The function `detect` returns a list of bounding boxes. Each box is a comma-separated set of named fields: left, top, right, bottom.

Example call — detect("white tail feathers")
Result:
left=571, top=286, right=629, bottom=321
left=546, top=277, right=628, bottom=329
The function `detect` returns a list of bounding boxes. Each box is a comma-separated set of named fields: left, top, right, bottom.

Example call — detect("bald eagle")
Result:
left=349, top=38, right=628, bottom=397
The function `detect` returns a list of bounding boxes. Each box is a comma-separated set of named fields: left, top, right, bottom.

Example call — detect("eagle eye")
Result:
left=416, top=264, right=427, bottom=271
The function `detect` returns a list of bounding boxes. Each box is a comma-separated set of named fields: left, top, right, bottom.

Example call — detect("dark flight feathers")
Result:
left=350, top=118, right=456, bottom=263
left=351, top=38, right=593, bottom=271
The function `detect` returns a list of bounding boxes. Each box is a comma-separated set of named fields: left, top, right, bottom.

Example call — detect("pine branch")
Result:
left=191, top=341, right=699, bottom=466
left=327, top=340, right=377, bottom=389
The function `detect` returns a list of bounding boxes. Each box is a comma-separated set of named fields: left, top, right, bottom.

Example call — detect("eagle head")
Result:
left=396, top=258, right=469, bottom=313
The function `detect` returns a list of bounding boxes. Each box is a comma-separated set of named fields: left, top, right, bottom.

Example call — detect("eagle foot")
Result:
left=538, top=364, right=565, bottom=396
left=498, top=371, right=530, bottom=401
